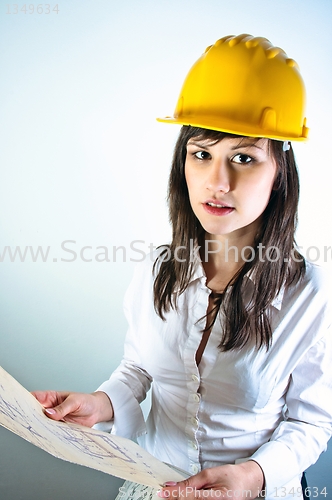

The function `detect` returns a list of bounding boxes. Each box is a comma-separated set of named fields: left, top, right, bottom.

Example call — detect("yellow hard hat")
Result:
left=157, top=34, right=309, bottom=141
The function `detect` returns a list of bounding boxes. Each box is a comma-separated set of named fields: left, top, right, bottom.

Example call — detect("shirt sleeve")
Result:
left=244, top=325, right=332, bottom=496
left=96, top=259, right=154, bottom=439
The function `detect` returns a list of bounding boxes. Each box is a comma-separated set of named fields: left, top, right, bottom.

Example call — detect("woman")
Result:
left=33, top=35, right=332, bottom=499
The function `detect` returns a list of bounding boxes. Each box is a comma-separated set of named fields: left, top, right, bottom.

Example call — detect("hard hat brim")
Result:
left=156, top=115, right=308, bottom=142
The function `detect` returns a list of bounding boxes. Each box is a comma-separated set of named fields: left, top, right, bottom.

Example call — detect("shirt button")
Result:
left=191, top=416, right=198, bottom=426
left=191, top=464, right=199, bottom=474
left=191, top=374, right=199, bottom=382
left=190, top=441, right=198, bottom=450
left=191, top=393, right=200, bottom=403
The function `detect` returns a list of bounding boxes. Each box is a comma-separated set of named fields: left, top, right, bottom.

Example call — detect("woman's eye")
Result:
left=232, top=153, right=253, bottom=164
left=194, top=151, right=211, bottom=160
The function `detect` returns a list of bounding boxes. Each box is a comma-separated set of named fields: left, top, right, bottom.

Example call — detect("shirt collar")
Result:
left=188, top=252, right=285, bottom=311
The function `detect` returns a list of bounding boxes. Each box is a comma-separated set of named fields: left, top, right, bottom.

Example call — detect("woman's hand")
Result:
left=32, top=390, right=114, bottom=427
left=158, top=461, right=264, bottom=499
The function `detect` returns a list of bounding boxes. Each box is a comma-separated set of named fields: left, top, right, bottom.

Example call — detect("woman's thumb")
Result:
left=44, top=398, right=75, bottom=421
left=158, top=475, right=202, bottom=498
left=44, top=407, right=63, bottom=420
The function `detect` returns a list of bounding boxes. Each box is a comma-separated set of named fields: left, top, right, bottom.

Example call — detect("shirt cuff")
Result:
left=237, top=441, right=299, bottom=497
left=96, top=377, right=147, bottom=440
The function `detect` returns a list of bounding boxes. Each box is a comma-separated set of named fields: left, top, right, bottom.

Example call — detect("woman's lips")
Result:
left=203, top=201, right=235, bottom=216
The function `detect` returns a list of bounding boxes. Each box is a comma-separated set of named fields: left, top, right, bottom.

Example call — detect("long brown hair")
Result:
left=153, top=126, right=305, bottom=351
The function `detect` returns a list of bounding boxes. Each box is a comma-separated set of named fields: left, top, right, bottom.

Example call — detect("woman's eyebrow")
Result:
left=187, top=140, right=215, bottom=148
left=187, top=139, right=266, bottom=150
left=230, top=141, right=264, bottom=151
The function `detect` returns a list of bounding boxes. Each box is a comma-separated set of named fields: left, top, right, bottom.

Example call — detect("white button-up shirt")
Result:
left=98, top=252, right=332, bottom=499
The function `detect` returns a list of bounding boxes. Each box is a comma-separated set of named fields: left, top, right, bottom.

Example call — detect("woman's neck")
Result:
left=200, top=225, right=259, bottom=293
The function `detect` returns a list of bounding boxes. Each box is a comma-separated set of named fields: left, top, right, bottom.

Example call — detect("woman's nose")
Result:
left=206, top=160, right=231, bottom=193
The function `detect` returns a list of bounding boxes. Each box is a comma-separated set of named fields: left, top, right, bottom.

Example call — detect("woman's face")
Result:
left=185, top=136, right=277, bottom=241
